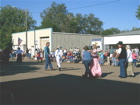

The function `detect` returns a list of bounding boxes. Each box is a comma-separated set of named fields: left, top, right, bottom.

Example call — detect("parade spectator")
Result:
left=76, top=48, right=80, bottom=56
left=16, top=47, right=23, bottom=64
left=63, top=48, right=67, bottom=58
left=73, top=47, right=77, bottom=54
left=74, top=54, right=81, bottom=63
left=112, top=50, right=117, bottom=67
left=107, top=51, right=110, bottom=65
left=69, top=47, right=73, bottom=54
left=132, top=50, right=137, bottom=68
left=98, top=50, right=104, bottom=65
left=26, top=48, right=29, bottom=58
left=110, top=46, right=114, bottom=58
left=125, top=45, right=134, bottom=77
left=116, top=41, right=127, bottom=78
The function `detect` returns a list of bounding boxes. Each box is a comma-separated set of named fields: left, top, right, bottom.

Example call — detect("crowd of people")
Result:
left=0, top=41, right=139, bottom=78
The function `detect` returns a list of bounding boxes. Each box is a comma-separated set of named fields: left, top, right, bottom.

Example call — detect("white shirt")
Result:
left=126, top=49, right=133, bottom=62
left=55, top=49, right=63, bottom=57
left=64, top=49, right=67, bottom=53
left=117, top=48, right=122, bottom=54
left=16, top=50, right=23, bottom=54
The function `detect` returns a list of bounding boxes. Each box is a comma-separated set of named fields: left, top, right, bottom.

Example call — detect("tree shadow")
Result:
left=0, top=74, right=139, bottom=105
left=0, top=61, right=41, bottom=76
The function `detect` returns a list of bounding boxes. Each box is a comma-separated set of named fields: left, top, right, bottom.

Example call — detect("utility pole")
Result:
left=25, top=9, right=28, bottom=50
left=34, top=27, right=36, bottom=56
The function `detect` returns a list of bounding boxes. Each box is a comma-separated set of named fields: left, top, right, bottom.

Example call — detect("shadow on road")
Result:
left=0, top=61, right=41, bottom=76
left=0, top=74, right=140, bottom=105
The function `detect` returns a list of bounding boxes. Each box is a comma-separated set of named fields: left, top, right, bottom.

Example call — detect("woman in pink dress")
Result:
left=90, top=45, right=102, bottom=77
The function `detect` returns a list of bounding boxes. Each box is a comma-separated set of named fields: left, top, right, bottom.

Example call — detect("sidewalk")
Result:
left=0, top=60, right=140, bottom=105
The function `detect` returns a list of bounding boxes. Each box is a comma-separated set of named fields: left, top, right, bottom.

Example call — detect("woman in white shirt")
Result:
left=16, top=47, right=23, bottom=64
left=125, top=45, right=134, bottom=77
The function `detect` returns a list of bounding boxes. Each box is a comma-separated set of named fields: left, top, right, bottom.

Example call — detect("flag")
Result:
left=18, top=37, right=22, bottom=46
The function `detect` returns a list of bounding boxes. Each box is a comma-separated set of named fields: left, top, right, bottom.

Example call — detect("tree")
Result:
left=40, top=2, right=68, bottom=32
left=102, top=28, right=121, bottom=36
left=40, top=2, right=103, bottom=34
left=131, top=27, right=140, bottom=31
left=0, top=5, right=36, bottom=50
left=136, top=5, right=140, bottom=20
left=75, top=13, right=103, bottom=34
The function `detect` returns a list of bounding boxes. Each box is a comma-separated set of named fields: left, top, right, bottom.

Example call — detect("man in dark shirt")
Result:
left=116, top=41, right=127, bottom=78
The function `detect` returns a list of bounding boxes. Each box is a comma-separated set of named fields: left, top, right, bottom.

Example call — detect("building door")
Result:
left=40, top=37, right=49, bottom=51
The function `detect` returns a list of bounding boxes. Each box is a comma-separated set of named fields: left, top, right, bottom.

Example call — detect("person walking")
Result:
left=125, top=45, right=134, bottom=77
left=116, top=41, right=127, bottom=78
left=90, top=44, right=102, bottom=77
left=82, top=46, right=92, bottom=78
left=44, top=42, right=53, bottom=70
left=55, top=46, right=63, bottom=71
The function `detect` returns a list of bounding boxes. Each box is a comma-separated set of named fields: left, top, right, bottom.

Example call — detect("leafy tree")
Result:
left=75, top=13, right=103, bottom=34
left=40, top=2, right=103, bottom=34
left=0, top=5, right=36, bottom=50
left=102, top=28, right=121, bottom=36
left=40, top=2, right=68, bottom=32
left=136, top=5, right=140, bottom=20
left=131, top=27, right=140, bottom=31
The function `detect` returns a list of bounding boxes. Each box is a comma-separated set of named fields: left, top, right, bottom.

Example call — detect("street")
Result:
left=0, top=60, right=140, bottom=105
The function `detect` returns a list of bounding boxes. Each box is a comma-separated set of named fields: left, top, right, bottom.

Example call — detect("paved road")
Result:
left=0, top=60, right=140, bottom=105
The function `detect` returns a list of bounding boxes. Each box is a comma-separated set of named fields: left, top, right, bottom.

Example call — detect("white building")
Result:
left=12, top=28, right=140, bottom=56
left=104, top=30, right=140, bottom=50
left=12, top=28, right=102, bottom=56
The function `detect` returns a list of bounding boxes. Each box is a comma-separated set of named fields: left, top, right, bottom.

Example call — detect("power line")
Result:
left=68, top=0, right=119, bottom=10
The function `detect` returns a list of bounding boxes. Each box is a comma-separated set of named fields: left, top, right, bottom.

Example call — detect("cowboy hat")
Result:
left=117, top=41, right=123, bottom=45
left=57, top=46, right=63, bottom=48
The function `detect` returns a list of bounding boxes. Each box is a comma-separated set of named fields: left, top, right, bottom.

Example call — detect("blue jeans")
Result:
left=83, top=60, right=91, bottom=74
left=45, top=55, right=53, bottom=69
left=112, top=57, right=117, bottom=66
left=119, top=59, right=126, bottom=77
left=133, top=59, right=137, bottom=67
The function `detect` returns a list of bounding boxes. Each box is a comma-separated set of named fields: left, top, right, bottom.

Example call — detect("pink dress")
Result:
left=90, top=49, right=102, bottom=77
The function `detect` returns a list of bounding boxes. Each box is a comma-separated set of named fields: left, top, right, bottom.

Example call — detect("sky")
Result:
left=0, top=0, right=140, bottom=31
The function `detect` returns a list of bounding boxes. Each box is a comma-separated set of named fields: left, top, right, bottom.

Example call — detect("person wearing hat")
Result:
left=44, top=42, right=53, bottom=70
left=82, top=45, right=92, bottom=78
left=90, top=44, right=102, bottom=77
left=116, top=41, right=127, bottom=78
left=55, top=46, right=63, bottom=71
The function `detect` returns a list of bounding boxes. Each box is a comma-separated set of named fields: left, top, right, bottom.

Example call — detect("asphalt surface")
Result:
left=0, top=60, right=140, bottom=105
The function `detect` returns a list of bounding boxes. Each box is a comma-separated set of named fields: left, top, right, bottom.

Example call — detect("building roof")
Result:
left=107, top=30, right=140, bottom=37
left=53, top=32, right=103, bottom=37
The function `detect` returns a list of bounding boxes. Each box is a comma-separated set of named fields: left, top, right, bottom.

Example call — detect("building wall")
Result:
left=12, top=28, right=52, bottom=55
left=104, top=35, right=140, bottom=50
left=51, top=32, right=102, bottom=51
